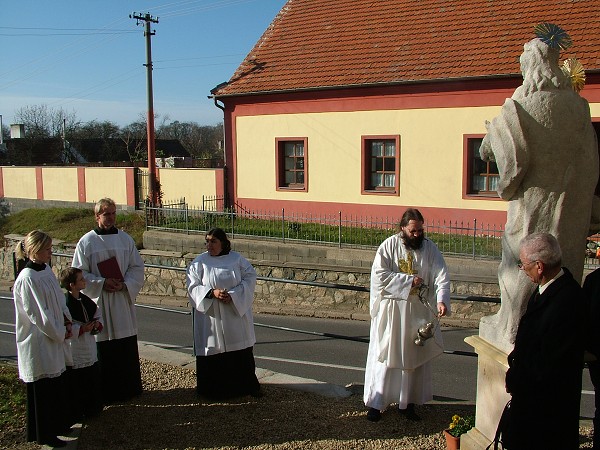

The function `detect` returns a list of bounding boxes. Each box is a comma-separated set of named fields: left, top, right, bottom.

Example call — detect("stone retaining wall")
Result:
left=2, top=232, right=502, bottom=325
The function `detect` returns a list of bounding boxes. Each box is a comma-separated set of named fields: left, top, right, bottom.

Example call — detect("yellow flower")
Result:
left=447, top=414, right=475, bottom=437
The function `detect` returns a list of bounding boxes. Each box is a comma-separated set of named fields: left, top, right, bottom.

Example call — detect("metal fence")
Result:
left=144, top=202, right=504, bottom=259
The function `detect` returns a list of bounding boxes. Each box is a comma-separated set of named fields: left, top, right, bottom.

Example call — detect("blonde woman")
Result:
left=13, top=230, right=72, bottom=447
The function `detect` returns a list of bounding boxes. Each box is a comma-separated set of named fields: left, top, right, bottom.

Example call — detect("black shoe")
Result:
left=58, top=426, right=74, bottom=436
left=40, top=436, right=67, bottom=447
left=399, top=403, right=421, bottom=421
left=250, top=388, right=263, bottom=398
left=366, top=407, right=381, bottom=422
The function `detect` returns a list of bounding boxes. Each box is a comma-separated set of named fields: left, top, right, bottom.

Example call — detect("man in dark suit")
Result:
left=583, top=267, right=600, bottom=449
left=504, top=232, right=585, bottom=449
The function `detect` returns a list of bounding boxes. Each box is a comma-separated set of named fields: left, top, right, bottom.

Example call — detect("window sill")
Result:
left=464, top=193, right=501, bottom=200
left=277, top=186, right=307, bottom=192
left=361, top=189, right=398, bottom=196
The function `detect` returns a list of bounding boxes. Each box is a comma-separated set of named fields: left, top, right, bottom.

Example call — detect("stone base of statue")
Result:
left=460, top=335, right=511, bottom=450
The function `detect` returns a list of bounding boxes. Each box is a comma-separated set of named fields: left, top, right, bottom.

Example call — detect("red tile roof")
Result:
left=212, top=0, right=600, bottom=97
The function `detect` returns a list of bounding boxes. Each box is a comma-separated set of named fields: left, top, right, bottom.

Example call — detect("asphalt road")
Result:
left=0, top=296, right=595, bottom=418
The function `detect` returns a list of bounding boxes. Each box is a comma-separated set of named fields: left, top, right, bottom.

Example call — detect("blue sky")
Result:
left=0, top=0, right=287, bottom=127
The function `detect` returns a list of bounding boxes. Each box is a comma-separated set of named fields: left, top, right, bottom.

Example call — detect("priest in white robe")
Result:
left=72, top=198, right=145, bottom=403
left=364, top=208, right=450, bottom=422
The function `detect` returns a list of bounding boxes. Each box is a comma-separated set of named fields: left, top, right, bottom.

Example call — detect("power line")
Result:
left=0, top=32, right=135, bottom=36
left=0, top=32, right=125, bottom=90
left=148, top=0, right=258, bottom=17
left=0, top=15, right=131, bottom=84
left=154, top=54, right=244, bottom=63
left=0, top=26, right=135, bottom=31
left=47, top=69, right=141, bottom=109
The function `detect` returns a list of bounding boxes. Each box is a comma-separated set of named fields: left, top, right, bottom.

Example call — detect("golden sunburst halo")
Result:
left=562, top=58, right=586, bottom=93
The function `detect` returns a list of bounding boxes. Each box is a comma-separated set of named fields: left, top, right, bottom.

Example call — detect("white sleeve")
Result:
left=186, top=261, right=214, bottom=314
left=72, top=238, right=104, bottom=301
left=229, top=256, right=257, bottom=317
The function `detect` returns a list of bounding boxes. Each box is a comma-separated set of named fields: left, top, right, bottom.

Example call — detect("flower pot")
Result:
left=443, top=429, right=460, bottom=450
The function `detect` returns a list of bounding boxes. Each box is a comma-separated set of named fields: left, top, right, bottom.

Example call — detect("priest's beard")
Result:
left=402, top=231, right=424, bottom=250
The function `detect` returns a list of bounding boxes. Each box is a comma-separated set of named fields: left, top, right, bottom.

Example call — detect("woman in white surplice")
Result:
left=186, top=227, right=261, bottom=399
left=364, top=208, right=450, bottom=422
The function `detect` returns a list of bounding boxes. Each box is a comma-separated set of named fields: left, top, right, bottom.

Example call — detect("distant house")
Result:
left=2, top=137, right=191, bottom=166
left=210, top=0, right=600, bottom=227
left=3, top=137, right=66, bottom=166
left=70, top=138, right=191, bottom=164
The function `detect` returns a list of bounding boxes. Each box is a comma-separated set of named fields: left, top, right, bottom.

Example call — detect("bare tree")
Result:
left=14, top=104, right=79, bottom=138
left=158, top=121, right=223, bottom=159
left=69, top=120, right=121, bottom=162
left=11, top=105, right=80, bottom=164
left=120, top=118, right=147, bottom=162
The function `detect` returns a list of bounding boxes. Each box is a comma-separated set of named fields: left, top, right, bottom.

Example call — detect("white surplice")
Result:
left=14, top=264, right=68, bottom=382
left=364, top=234, right=450, bottom=410
left=187, top=251, right=257, bottom=356
left=72, top=230, right=145, bottom=341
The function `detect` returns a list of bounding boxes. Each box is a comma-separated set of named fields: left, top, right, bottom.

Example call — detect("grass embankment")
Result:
left=0, top=365, right=28, bottom=447
left=0, top=207, right=146, bottom=248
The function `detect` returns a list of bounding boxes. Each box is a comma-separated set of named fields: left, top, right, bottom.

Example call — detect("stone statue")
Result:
left=479, top=36, right=599, bottom=352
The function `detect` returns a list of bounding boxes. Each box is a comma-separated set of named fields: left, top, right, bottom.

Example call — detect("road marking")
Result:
left=0, top=329, right=15, bottom=335
left=0, top=321, right=14, bottom=327
left=138, top=340, right=193, bottom=351
left=255, top=355, right=365, bottom=372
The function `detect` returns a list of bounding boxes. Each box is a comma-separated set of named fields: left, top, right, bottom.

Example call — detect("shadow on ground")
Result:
left=78, top=384, right=479, bottom=450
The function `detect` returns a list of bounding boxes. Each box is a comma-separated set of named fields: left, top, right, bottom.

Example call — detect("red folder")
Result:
left=97, top=256, right=124, bottom=281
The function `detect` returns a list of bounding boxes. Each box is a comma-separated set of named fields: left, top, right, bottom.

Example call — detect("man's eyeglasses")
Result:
left=517, top=260, right=538, bottom=270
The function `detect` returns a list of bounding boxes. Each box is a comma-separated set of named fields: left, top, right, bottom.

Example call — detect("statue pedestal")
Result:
left=460, top=335, right=511, bottom=450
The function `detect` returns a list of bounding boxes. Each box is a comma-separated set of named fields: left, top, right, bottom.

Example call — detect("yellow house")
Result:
left=210, top=0, right=600, bottom=228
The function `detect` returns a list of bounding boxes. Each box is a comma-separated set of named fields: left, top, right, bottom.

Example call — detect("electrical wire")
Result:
left=2, top=0, right=279, bottom=119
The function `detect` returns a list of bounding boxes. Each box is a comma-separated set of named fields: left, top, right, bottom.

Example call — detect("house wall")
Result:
left=226, top=79, right=600, bottom=227
left=236, top=106, right=503, bottom=206
left=157, top=168, right=221, bottom=207
left=233, top=106, right=509, bottom=224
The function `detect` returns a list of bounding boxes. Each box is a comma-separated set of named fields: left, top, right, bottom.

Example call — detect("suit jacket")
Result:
left=505, top=267, right=584, bottom=450
left=582, top=267, right=600, bottom=359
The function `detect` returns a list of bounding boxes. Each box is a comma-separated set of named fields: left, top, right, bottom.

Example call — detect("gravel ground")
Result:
left=3, top=359, right=595, bottom=449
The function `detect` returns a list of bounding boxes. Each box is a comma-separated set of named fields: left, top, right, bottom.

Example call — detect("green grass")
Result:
left=0, top=208, right=146, bottom=248
left=146, top=208, right=502, bottom=257
left=0, top=363, right=27, bottom=445
left=0, top=206, right=502, bottom=257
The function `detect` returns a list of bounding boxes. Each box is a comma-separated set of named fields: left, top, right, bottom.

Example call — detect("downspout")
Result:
left=212, top=97, right=229, bottom=209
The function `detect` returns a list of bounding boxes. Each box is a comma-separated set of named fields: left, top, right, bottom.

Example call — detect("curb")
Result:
left=137, top=341, right=353, bottom=399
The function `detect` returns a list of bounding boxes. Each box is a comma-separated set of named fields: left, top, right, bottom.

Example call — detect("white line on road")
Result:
left=255, top=355, right=365, bottom=372
left=138, top=340, right=192, bottom=351
left=0, top=321, right=14, bottom=327
left=0, top=329, right=15, bottom=335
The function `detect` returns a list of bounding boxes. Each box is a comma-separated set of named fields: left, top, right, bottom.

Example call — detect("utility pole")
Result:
left=130, top=12, right=159, bottom=205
